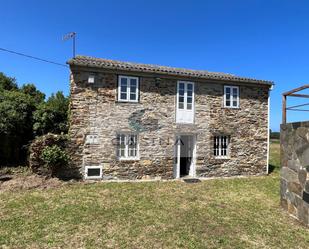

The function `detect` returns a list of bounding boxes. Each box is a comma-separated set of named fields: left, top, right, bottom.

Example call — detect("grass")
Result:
left=1, top=141, right=309, bottom=248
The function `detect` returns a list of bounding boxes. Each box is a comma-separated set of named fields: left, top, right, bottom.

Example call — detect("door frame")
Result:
left=174, top=134, right=197, bottom=179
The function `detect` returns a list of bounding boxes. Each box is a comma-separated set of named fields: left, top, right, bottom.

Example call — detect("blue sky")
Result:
left=1, top=0, right=309, bottom=131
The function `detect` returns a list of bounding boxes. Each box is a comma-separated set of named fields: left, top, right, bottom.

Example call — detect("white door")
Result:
left=176, top=81, right=194, bottom=123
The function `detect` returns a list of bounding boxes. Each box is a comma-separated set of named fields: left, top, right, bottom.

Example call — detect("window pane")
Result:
left=121, top=93, right=127, bottom=100
left=226, top=100, right=231, bottom=106
left=87, top=168, right=100, bottom=177
left=179, top=89, right=184, bottom=96
left=130, top=94, right=136, bottom=100
left=179, top=96, right=184, bottom=103
left=187, top=90, right=192, bottom=97
left=130, top=85, right=136, bottom=92
left=233, top=100, right=238, bottom=107
left=225, top=87, right=230, bottom=94
left=187, top=103, right=192, bottom=110
left=187, top=84, right=193, bottom=91
left=232, top=88, right=238, bottom=95
left=187, top=97, right=192, bottom=103
left=178, top=102, right=184, bottom=109
left=179, top=83, right=185, bottom=89
left=121, top=77, right=127, bottom=86
left=121, top=85, right=127, bottom=92
left=130, top=78, right=137, bottom=87
left=128, top=135, right=137, bottom=157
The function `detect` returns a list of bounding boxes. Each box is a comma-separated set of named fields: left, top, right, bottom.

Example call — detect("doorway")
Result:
left=174, top=135, right=196, bottom=178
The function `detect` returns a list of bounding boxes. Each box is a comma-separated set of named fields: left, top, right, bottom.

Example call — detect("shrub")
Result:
left=29, top=133, right=68, bottom=177
left=40, top=145, right=69, bottom=176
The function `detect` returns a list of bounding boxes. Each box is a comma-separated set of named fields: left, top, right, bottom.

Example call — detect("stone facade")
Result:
left=280, top=122, right=309, bottom=226
left=68, top=56, right=271, bottom=180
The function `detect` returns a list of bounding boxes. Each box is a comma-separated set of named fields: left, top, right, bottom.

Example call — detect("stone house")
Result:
left=67, top=55, right=273, bottom=180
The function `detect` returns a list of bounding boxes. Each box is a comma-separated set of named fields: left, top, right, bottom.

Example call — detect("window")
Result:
left=118, top=76, right=139, bottom=102
left=176, top=81, right=195, bottom=123
left=85, top=166, right=102, bottom=179
left=85, top=134, right=99, bottom=145
left=117, top=134, right=138, bottom=159
left=88, top=74, right=95, bottom=84
left=214, top=136, right=229, bottom=158
left=224, top=86, right=239, bottom=108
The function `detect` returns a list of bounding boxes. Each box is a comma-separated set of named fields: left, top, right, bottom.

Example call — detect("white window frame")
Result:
left=118, top=75, right=139, bottom=102
left=88, top=73, right=95, bottom=84
left=176, top=81, right=195, bottom=124
left=214, top=135, right=230, bottom=159
left=224, top=85, right=239, bottom=108
left=85, top=166, right=103, bottom=179
left=117, top=133, right=139, bottom=160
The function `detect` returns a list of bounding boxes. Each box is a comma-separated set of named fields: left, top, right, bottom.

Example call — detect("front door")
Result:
left=176, top=81, right=194, bottom=124
left=174, top=135, right=196, bottom=178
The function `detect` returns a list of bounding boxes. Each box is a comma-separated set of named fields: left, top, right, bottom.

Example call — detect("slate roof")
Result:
left=68, top=55, right=273, bottom=86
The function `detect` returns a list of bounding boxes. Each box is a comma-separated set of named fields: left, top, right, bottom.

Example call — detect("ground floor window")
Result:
left=214, top=135, right=229, bottom=158
left=117, top=134, right=138, bottom=159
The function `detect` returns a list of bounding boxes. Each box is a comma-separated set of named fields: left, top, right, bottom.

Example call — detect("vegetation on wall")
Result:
left=0, top=72, right=69, bottom=166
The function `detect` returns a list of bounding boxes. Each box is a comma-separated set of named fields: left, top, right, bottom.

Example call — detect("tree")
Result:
left=0, top=72, right=18, bottom=90
left=33, top=91, right=69, bottom=136
left=21, top=84, right=45, bottom=104
left=0, top=72, right=60, bottom=165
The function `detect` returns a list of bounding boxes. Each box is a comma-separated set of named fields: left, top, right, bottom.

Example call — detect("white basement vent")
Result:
left=85, top=134, right=99, bottom=144
left=85, top=166, right=102, bottom=179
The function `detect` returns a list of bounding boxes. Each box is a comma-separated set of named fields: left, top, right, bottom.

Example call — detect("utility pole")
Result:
left=63, top=32, right=76, bottom=58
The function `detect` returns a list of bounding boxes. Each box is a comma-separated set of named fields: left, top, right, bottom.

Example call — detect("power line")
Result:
left=0, top=47, right=68, bottom=68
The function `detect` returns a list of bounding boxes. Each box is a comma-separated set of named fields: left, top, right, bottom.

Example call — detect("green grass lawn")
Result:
left=1, top=142, right=309, bottom=249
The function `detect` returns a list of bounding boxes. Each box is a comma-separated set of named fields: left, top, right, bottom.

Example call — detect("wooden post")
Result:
left=282, top=95, right=286, bottom=124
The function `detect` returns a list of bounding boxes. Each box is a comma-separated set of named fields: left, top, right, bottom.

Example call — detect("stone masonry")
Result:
left=280, top=122, right=309, bottom=226
left=67, top=56, right=272, bottom=180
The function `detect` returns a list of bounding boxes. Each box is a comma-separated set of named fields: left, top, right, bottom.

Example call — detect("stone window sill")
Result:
left=115, top=101, right=141, bottom=105
left=221, top=107, right=241, bottom=110
left=118, top=158, right=140, bottom=162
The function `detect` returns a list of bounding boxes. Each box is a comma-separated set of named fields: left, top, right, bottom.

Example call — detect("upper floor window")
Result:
left=118, top=76, right=139, bottom=102
left=224, top=86, right=239, bottom=108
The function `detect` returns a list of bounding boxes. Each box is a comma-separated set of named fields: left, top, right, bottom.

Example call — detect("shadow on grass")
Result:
left=268, top=164, right=280, bottom=174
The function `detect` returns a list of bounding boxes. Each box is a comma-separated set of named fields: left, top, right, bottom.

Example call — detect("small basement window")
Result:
left=88, top=74, right=95, bottom=84
left=214, top=135, right=230, bottom=158
left=85, top=166, right=102, bottom=179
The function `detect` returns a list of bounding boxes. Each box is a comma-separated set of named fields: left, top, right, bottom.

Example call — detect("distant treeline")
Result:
left=270, top=130, right=280, bottom=140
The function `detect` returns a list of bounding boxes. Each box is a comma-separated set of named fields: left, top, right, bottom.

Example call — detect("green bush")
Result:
left=41, top=145, right=69, bottom=168
left=29, top=133, right=69, bottom=177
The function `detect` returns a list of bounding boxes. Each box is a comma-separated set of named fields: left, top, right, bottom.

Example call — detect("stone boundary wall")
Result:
left=280, top=121, right=309, bottom=226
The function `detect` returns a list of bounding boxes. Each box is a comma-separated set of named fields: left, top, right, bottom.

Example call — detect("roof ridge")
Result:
left=73, top=55, right=235, bottom=77
left=67, top=55, right=273, bottom=85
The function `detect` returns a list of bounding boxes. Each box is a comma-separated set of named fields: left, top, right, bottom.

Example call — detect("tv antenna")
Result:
left=63, top=32, right=76, bottom=58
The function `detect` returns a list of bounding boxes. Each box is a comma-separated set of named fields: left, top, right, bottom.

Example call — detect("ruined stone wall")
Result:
left=280, top=122, right=309, bottom=226
left=68, top=66, right=269, bottom=180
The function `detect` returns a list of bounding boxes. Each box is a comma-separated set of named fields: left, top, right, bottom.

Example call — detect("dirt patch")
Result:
left=0, top=174, right=67, bottom=192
